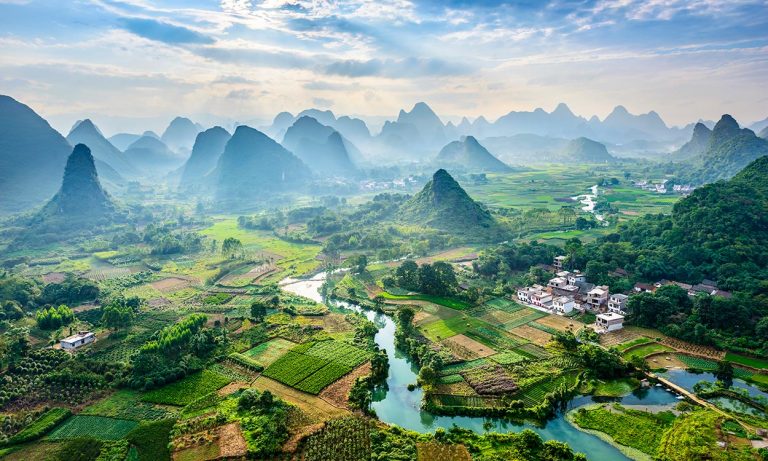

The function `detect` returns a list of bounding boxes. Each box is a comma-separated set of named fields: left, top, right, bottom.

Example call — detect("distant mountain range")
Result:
left=161, top=117, right=203, bottom=153
left=124, top=135, right=185, bottom=175
left=67, top=119, right=138, bottom=178
left=561, top=137, right=615, bottom=163
left=179, top=126, right=231, bottom=190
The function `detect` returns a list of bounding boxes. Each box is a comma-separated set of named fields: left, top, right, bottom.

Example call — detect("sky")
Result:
left=0, top=0, right=767, bottom=135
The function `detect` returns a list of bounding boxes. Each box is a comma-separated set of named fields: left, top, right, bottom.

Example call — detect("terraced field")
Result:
left=244, top=338, right=296, bottom=366
left=501, top=309, right=548, bottom=330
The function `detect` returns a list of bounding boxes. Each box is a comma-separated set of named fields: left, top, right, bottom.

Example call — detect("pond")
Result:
left=659, top=368, right=768, bottom=400
left=280, top=273, right=679, bottom=460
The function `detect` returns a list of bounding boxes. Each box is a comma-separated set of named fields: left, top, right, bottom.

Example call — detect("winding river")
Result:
left=279, top=273, right=680, bottom=460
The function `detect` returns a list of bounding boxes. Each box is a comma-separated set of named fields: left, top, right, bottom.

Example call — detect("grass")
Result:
left=725, top=352, right=768, bottom=370
left=622, top=342, right=673, bottom=360
left=419, top=316, right=488, bottom=342
left=141, top=370, right=231, bottom=406
left=615, top=337, right=653, bottom=352
left=379, top=291, right=470, bottom=310
left=592, top=378, right=639, bottom=397
left=47, top=415, right=138, bottom=441
left=571, top=403, right=676, bottom=456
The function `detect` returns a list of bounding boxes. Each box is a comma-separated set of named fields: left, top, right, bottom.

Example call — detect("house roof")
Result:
left=61, top=331, right=94, bottom=344
left=597, top=312, right=624, bottom=321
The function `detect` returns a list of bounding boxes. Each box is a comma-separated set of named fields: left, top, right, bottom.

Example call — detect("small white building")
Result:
left=608, top=294, right=629, bottom=315
left=553, top=296, right=576, bottom=315
left=567, top=270, right=586, bottom=285
left=596, top=313, right=624, bottom=332
left=60, top=331, right=95, bottom=351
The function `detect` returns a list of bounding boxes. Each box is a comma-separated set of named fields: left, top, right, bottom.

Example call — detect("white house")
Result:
left=553, top=296, right=576, bottom=315
left=596, top=313, right=624, bottom=332
left=608, top=294, right=629, bottom=315
left=60, top=331, right=95, bottom=350
left=567, top=270, right=586, bottom=285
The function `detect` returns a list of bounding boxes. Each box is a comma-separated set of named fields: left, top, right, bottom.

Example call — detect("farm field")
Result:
left=725, top=352, right=768, bottom=370
left=244, top=338, right=296, bottom=366
left=47, top=415, right=138, bottom=441
left=508, top=324, right=553, bottom=346
left=379, top=291, right=470, bottom=310
left=419, top=316, right=488, bottom=342
left=141, top=370, right=232, bottom=406
left=82, top=390, right=175, bottom=420
left=621, top=343, right=673, bottom=361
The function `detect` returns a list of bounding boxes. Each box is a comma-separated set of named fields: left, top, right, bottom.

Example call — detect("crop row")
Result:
left=263, top=352, right=330, bottom=386
left=2, top=408, right=71, bottom=446
left=294, top=363, right=352, bottom=394
left=514, top=343, right=551, bottom=359
left=490, top=351, right=528, bottom=366
left=47, top=415, right=138, bottom=441
left=304, top=341, right=370, bottom=369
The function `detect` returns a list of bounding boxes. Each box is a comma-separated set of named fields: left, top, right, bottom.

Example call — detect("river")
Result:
left=573, top=184, right=604, bottom=222
left=280, top=273, right=680, bottom=460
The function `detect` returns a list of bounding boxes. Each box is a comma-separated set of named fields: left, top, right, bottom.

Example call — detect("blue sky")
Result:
left=1, top=0, right=766, bottom=134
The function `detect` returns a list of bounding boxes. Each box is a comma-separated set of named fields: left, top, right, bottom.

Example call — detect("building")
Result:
left=567, top=270, right=586, bottom=285
left=596, top=313, right=624, bottom=332
left=585, top=285, right=609, bottom=311
left=530, top=290, right=553, bottom=308
left=608, top=294, right=629, bottom=315
left=553, top=255, right=567, bottom=270
left=553, top=296, right=576, bottom=315
left=634, top=283, right=655, bottom=293
left=60, top=331, right=95, bottom=350
left=547, top=276, right=569, bottom=289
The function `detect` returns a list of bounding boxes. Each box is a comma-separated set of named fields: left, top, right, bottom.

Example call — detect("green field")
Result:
left=47, top=415, right=138, bottom=441
left=82, top=390, right=174, bottom=421
left=244, top=338, right=296, bottom=366
left=141, top=370, right=231, bottom=406
left=592, top=378, right=639, bottom=397
left=621, top=342, right=673, bottom=360
left=379, top=291, right=469, bottom=310
left=419, top=316, right=488, bottom=342
left=725, top=352, right=768, bottom=370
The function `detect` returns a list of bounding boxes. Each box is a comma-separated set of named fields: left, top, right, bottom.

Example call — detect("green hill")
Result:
left=399, top=169, right=500, bottom=237
left=435, top=136, right=511, bottom=172
left=685, top=114, right=768, bottom=183
left=671, top=122, right=711, bottom=161
left=179, top=126, right=230, bottom=190
left=35, top=144, right=117, bottom=223
left=561, top=137, right=615, bottom=162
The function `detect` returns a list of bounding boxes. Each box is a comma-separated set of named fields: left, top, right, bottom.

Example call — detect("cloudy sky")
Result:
left=1, top=0, right=766, bottom=134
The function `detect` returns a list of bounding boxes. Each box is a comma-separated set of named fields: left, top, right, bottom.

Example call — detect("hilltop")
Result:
left=685, top=114, right=768, bottom=183
left=35, top=144, right=117, bottom=223
left=67, top=119, right=138, bottom=177
left=179, top=126, right=231, bottom=190
left=671, top=122, right=711, bottom=161
left=399, top=169, right=501, bottom=238
left=212, top=126, right=311, bottom=205
left=281, top=116, right=357, bottom=176
left=435, top=136, right=511, bottom=172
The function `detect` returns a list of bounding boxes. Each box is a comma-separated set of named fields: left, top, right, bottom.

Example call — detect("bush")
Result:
left=2, top=407, right=71, bottom=446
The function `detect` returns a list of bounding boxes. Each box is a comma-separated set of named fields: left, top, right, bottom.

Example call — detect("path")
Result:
left=650, top=373, right=758, bottom=432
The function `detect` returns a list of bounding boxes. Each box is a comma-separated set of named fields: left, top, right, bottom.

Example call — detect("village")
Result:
left=516, top=255, right=732, bottom=335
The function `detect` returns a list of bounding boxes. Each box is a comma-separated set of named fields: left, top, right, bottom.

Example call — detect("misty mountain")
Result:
left=399, top=169, right=499, bottom=237
left=379, top=102, right=446, bottom=154
left=212, top=126, right=311, bottom=204
left=67, top=119, right=138, bottom=177
left=561, top=137, right=615, bottom=163
left=686, top=114, right=768, bottom=183
left=480, top=134, right=569, bottom=164
left=749, top=117, right=768, bottom=134
left=161, top=117, right=202, bottom=152
left=179, top=126, right=231, bottom=190
left=671, top=122, right=712, bottom=161
left=282, top=116, right=357, bottom=176
left=36, top=144, right=116, bottom=222
left=759, top=126, right=768, bottom=140
left=124, top=135, right=184, bottom=174
left=435, top=136, right=511, bottom=172
left=266, top=109, right=371, bottom=146
left=108, top=133, right=142, bottom=151
left=0, top=95, right=72, bottom=213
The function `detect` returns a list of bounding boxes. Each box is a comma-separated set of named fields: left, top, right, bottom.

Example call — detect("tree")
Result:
left=101, top=303, right=134, bottom=331
left=396, top=306, right=415, bottom=328
left=221, top=237, right=243, bottom=258
left=250, top=301, right=267, bottom=321
left=418, top=365, right=436, bottom=385
left=395, top=260, right=419, bottom=291
left=350, top=254, right=368, bottom=274
left=36, top=305, right=74, bottom=330
left=715, top=361, right=734, bottom=388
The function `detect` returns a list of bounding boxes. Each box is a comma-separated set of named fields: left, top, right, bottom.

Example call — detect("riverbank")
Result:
left=565, top=404, right=653, bottom=461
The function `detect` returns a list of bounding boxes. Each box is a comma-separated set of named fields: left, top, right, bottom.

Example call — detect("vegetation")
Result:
left=571, top=404, right=675, bottom=456
left=141, top=370, right=231, bottom=406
